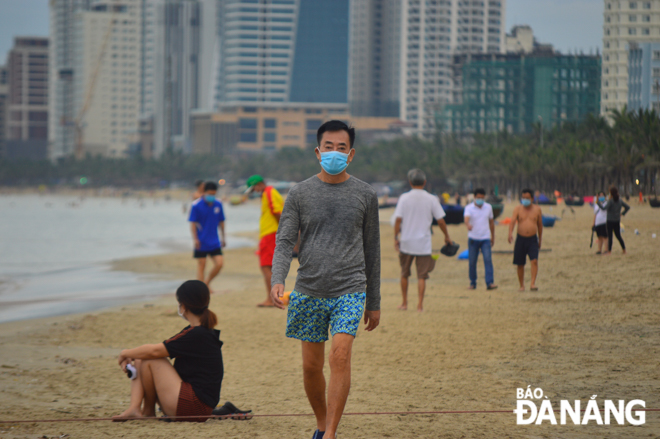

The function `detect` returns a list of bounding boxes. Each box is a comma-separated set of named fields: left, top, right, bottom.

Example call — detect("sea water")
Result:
left=0, top=194, right=260, bottom=323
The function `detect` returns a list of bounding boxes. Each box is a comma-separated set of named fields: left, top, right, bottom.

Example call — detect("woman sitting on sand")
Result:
left=114, top=280, right=223, bottom=422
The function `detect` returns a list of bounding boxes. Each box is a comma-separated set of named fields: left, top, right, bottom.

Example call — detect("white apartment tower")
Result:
left=602, top=0, right=660, bottom=115
left=349, top=0, right=506, bottom=135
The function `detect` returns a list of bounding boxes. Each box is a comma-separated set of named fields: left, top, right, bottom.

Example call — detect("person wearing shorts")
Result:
left=246, top=175, right=284, bottom=307
left=113, top=280, right=223, bottom=422
left=593, top=191, right=608, bottom=254
left=270, top=121, right=381, bottom=439
left=189, top=182, right=225, bottom=291
left=508, top=189, right=543, bottom=291
left=393, top=169, right=452, bottom=312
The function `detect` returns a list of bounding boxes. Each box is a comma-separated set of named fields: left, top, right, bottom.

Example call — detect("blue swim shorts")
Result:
left=285, top=291, right=366, bottom=343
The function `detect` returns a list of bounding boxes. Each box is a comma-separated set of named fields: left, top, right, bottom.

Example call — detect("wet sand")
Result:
left=1, top=203, right=659, bottom=438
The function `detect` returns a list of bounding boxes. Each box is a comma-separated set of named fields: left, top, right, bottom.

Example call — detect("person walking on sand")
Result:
left=508, top=189, right=543, bottom=291
left=593, top=191, right=608, bottom=254
left=189, top=182, right=226, bottom=291
left=246, top=174, right=284, bottom=307
left=464, top=188, right=497, bottom=290
left=192, top=179, right=205, bottom=201
left=599, top=186, right=630, bottom=255
left=270, top=120, right=380, bottom=439
left=393, top=169, right=452, bottom=311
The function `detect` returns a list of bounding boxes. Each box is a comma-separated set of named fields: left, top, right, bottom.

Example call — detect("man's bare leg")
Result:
left=302, top=341, right=327, bottom=432
left=417, top=278, right=426, bottom=312
left=196, top=258, right=206, bottom=283
left=597, top=237, right=605, bottom=253
left=139, top=358, right=182, bottom=417
left=205, top=255, right=224, bottom=292
left=517, top=265, right=525, bottom=291
left=325, top=333, right=354, bottom=439
left=530, top=259, right=538, bottom=290
left=399, top=277, right=408, bottom=310
left=258, top=266, right=275, bottom=306
left=113, top=360, right=145, bottom=419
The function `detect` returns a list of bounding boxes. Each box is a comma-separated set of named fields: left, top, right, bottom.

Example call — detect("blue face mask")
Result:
left=598, top=196, right=605, bottom=203
left=318, top=150, right=349, bottom=175
left=475, top=198, right=485, bottom=206
left=521, top=199, right=532, bottom=207
left=204, top=195, right=216, bottom=203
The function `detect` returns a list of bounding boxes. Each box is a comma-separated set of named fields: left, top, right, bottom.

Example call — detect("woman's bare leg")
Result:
left=139, top=358, right=182, bottom=417
left=113, top=360, right=145, bottom=419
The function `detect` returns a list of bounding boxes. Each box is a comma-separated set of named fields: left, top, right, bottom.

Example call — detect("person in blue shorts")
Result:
left=189, top=182, right=225, bottom=292
left=270, top=121, right=381, bottom=439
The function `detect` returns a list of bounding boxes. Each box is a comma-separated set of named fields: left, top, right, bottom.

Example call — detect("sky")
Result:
left=0, top=0, right=604, bottom=65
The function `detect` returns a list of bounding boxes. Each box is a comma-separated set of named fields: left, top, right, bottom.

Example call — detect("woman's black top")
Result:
left=164, top=325, right=223, bottom=408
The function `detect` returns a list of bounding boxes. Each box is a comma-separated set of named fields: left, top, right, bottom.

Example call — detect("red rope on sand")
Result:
left=0, top=409, right=658, bottom=424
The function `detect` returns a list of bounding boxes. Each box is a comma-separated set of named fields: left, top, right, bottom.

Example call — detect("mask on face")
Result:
left=318, top=150, right=349, bottom=175
left=204, top=195, right=216, bottom=203
left=177, top=304, right=187, bottom=321
left=521, top=199, right=532, bottom=207
left=598, top=196, right=606, bottom=203
left=475, top=199, right=485, bottom=206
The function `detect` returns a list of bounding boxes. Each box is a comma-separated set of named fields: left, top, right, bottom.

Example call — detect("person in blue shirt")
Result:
left=189, top=182, right=226, bottom=291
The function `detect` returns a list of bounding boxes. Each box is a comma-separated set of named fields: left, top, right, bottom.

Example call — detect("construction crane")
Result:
left=74, top=4, right=118, bottom=159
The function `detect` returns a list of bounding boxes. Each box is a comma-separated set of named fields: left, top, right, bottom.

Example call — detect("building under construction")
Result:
left=439, top=52, right=601, bottom=135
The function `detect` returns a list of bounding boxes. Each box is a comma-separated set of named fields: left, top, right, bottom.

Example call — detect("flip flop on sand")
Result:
left=487, top=284, right=498, bottom=290
left=530, top=287, right=539, bottom=291
left=212, top=401, right=253, bottom=420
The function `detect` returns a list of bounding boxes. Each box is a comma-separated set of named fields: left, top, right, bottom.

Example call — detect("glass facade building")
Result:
left=214, top=0, right=348, bottom=105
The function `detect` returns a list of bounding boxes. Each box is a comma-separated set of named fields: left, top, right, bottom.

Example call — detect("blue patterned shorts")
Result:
left=286, top=291, right=366, bottom=343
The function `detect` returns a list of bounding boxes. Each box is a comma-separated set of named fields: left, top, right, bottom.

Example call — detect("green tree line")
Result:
left=1, top=109, right=659, bottom=195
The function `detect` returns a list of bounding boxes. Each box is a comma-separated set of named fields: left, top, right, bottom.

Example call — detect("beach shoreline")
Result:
left=1, top=203, right=660, bottom=438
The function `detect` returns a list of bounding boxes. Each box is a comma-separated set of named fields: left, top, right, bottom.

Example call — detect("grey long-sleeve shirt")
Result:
left=598, top=198, right=630, bottom=222
left=271, top=175, right=381, bottom=311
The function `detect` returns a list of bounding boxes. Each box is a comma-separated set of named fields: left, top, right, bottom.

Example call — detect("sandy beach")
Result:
left=1, top=202, right=659, bottom=438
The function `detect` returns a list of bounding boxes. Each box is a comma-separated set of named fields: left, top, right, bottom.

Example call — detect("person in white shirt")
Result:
left=464, top=188, right=497, bottom=290
left=593, top=191, right=608, bottom=254
left=393, top=169, right=452, bottom=312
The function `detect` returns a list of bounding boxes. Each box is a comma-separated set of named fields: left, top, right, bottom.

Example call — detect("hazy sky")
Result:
left=0, top=0, right=604, bottom=64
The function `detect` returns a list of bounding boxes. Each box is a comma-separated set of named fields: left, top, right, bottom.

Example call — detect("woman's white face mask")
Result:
left=177, top=304, right=187, bottom=321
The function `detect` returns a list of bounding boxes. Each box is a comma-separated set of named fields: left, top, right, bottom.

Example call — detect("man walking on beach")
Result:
left=246, top=174, right=284, bottom=307
left=270, top=120, right=381, bottom=439
left=189, top=182, right=226, bottom=291
left=508, top=189, right=543, bottom=291
left=393, top=169, right=452, bottom=312
left=464, top=188, right=497, bottom=290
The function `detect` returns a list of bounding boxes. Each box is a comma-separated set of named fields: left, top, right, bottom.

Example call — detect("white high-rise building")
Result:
left=602, top=0, right=660, bottom=115
left=349, top=0, right=506, bottom=135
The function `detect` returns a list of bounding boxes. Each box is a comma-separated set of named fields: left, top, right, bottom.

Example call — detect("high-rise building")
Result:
left=49, top=0, right=90, bottom=160
left=70, top=1, right=143, bottom=157
left=602, top=0, right=660, bottom=115
left=0, top=66, right=8, bottom=158
left=5, top=37, right=49, bottom=160
left=213, top=0, right=349, bottom=105
left=349, top=0, right=507, bottom=135
left=439, top=53, right=601, bottom=134
left=627, top=41, right=660, bottom=111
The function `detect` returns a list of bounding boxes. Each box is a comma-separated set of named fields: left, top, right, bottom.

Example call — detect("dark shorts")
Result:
left=513, top=235, right=539, bottom=266
left=193, top=248, right=222, bottom=259
left=595, top=224, right=607, bottom=238
left=399, top=253, right=436, bottom=279
left=175, top=382, right=213, bottom=422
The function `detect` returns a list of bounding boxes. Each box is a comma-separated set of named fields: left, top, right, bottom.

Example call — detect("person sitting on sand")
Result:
left=114, top=280, right=223, bottom=422
left=508, top=189, right=543, bottom=291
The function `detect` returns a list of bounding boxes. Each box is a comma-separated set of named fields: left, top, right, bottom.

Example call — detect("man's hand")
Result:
left=270, top=284, right=285, bottom=309
left=444, top=236, right=452, bottom=246
left=508, top=234, right=513, bottom=244
left=466, top=222, right=473, bottom=231
left=221, top=238, right=226, bottom=248
left=364, top=310, right=380, bottom=331
left=538, top=238, right=542, bottom=250
left=394, top=238, right=400, bottom=252
left=491, top=237, right=495, bottom=247
left=194, top=239, right=201, bottom=250
left=118, top=351, right=130, bottom=371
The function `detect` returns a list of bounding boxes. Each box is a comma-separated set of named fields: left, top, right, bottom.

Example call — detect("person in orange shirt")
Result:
left=247, top=175, right=284, bottom=307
